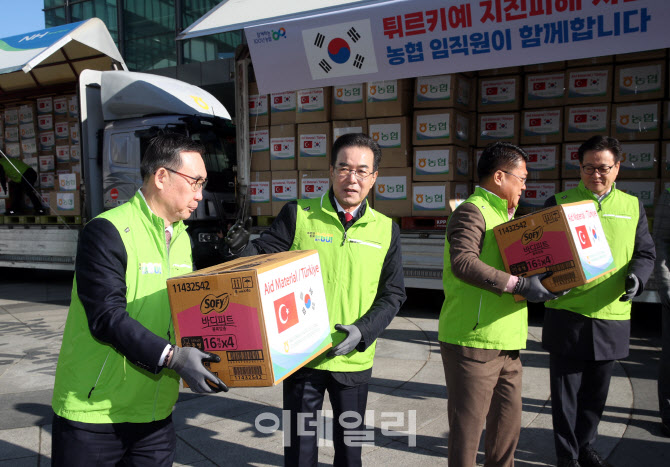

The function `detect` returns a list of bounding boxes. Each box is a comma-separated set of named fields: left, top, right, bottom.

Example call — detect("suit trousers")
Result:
left=440, top=342, right=523, bottom=467
left=51, top=413, right=176, bottom=467
left=548, top=353, right=614, bottom=459
left=283, top=367, right=369, bottom=467
left=659, top=300, right=670, bottom=423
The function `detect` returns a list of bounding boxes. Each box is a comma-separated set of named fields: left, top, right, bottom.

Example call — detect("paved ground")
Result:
left=0, top=268, right=669, bottom=466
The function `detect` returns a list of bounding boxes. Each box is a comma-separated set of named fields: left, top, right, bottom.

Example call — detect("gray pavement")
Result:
left=0, top=270, right=669, bottom=466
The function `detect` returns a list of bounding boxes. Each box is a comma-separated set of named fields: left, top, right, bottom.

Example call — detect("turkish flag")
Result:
left=574, top=79, right=587, bottom=88
left=574, top=114, right=587, bottom=123
left=486, top=87, right=498, bottom=95
left=533, top=82, right=546, bottom=91
left=274, top=292, right=299, bottom=334
left=529, top=118, right=541, bottom=127
left=575, top=225, right=592, bottom=249
left=485, top=122, right=497, bottom=131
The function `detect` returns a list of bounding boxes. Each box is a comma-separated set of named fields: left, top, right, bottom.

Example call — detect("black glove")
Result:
left=224, top=217, right=252, bottom=254
left=167, top=346, right=228, bottom=393
left=516, top=271, right=559, bottom=303
left=619, top=274, right=640, bottom=302
left=327, top=324, right=362, bottom=357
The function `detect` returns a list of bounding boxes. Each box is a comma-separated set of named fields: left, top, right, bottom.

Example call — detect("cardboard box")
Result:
left=478, top=66, right=521, bottom=77
left=413, top=109, right=470, bottom=148
left=562, top=143, right=582, bottom=178
left=57, top=172, right=80, bottom=191
left=19, top=123, right=35, bottom=140
left=296, top=87, right=332, bottom=124
left=562, top=179, right=580, bottom=191
left=36, top=97, right=53, bottom=115
left=21, top=139, right=37, bottom=156
left=612, top=102, right=660, bottom=141
left=19, top=104, right=35, bottom=125
left=368, top=116, right=411, bottom=167
left=366, top=79, right=411, bottom=118
left=564, top=104, right=610, bottom=142
left=167, top=250, right=333, bottom=388
left=478, top=76, right=521, bottom=112
left=250, top=127, right=270, bottom=172
left=299, top=171, right=330, bottom=199
left=39, top=173, right=55, bottom=189
left=473, top=148, right=484, bottom=182
left=521, top=108, right=562, bottom=145
left=411, top=182, right=449, bottom=216
left=68, top=95, right=78, bottom=120
left=616, top=49, right=666, bottom=63
left=39, top=154, right=55, bottom=172
left=54, top=121, right=69, bottom=141
left=271, top=170, right=298, bottom=216
left=297, top=122, right=331, bottom=171
left=4, top=108, right=18, bottom=126
left=521, top=145, right=560, bottom=180
left=518, top=181, right=558, bottom=211
left=249, top=82, right=270, bottom=127
left=332, top=83, right=366, bottom=120
left=524, top=72, right=566, bottom=108
left=447, top=181, right=472, bottom=212
left=56, top=145, right=70, bottom=163
left=618, top=141, right=659, bottom=179
left=413, top=145, right=470, bottom=181
left=373, top=167, right=411, bottom=217
left=662, top=141, right=670, bottom=179
left=614, top=61, right=665, bottom=102
left=50, top=190, right=81, bottom=215
left=250, top=171, right=272, bottom=216
left=4, top=125, right=18, bottom=142
left=53, top=97, right=68, bottom=120
left=39, top=131, right=56, bottom=151
left=494, top=200, right=616, bottom=296
left=567, top=56, right=613, bottom=67
left=477, top=113, right=520, bottom=147
left=616, top=179, right=658, bottom=214
left=270, top=90, right=296, bottom=125
left=4, top=143, right=21, bottom=158
left=524, top=62, right=565, bottom=73
left=37, top=114, right=53, bottom=131
left=566, top=66, right=613, bottom=104
left=332, top=120, right=368, bottom=141
left=70, top=144, right=81, bottom=162
left=70, top=123, right=80, bottom=145
left=414, top=74, right=473, bottom=111
left=270, top=125, right=296, bottom=171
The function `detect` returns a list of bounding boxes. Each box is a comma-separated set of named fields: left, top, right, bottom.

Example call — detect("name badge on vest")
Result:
left=140, top=262, right=163, bottom=274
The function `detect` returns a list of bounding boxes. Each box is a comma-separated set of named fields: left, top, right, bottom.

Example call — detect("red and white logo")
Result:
left=533, top=82, right=546, bottom=91
left=273, top=143, right=282, bottom=152
left=485, top=122, right=497, bottom=131
left=486, top=87, right=498, bottom=95
left=304, top=141, right=313, bottom=148
left=574, top=114, right=587, bottom=123
left=529, top=118, right=541, bottom=127
left=575, top=225, right=592, bottom=249
left=274, top=292, right=299, bottom=334
left=305, top=184, right=315, bottom=192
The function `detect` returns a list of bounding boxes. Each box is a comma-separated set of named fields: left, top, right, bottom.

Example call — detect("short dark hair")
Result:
left=140, top=133, right=205, bottom=181
left=477, top=142, right=528, bottom=181
left=577, top=136, right=622, bottom=163
left=331, top=133, right=382, bottom=172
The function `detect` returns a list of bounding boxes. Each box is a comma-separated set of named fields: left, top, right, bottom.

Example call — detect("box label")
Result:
left=527, top=73, right=565, bottom=101
left=271, top=92, right=296, bottom=112
left=56, top=192, right=75, bottom=211
left=36, top=97, right=53, bottom=114
left=334, top=84, right=363, bottom=104
left=619, top=63, right=662, bottom=95
left=4, top=143, right=20, bottom=158
left=251, top=181, right=270, bottom=203
left=480, top=115, right=515, bottom=140
left=70, top=124, right=79, bottom=143
left=414, top=185, right=446, bottom=211
left=563, top=203, right=615, bottom=279
left=416, top=113, right=450, bottom=141
left=272, top=178, right=298, bottom=202
left=270, top=137, right=295, bottom=160
left=19, top=106, right=34, bottom=124
left=524, top=146, right=557, bottom=172
left=4, top=126, right=18, bottom=142
left=249, top=94, right=269, bottom=116
left=519, top=182, right=556, bottom=208
left=4, top=109, right=18, bottom=125
left=481, top=79, right=516, bottom=104
left=19, top=123, right=35, bottom=140
left=70, top=144, right=81, bottom=162
left=620, top=143, right=655, bottom=172
left=370, top=123, right=401, bottom=149
left=416, top=149, right=450, bottom=176
left=301, top=177, right=329, bottom=199
left=616, top=181, right=656, bottom=208
left=367, top=81, right=398, bottom=102
left=55, top=121, right=69, bottom=140
left=375, top=176, right=408, bottom=201
left=616, top=104, right=658, bottom=133
left=297, top=89, right=325, bottom=113
left=417, top=75, right=452, bottom=102
left=567, top=106, right=608, bottom=133
left=38, top=114, right=53, bottom=131
left=56, top=145, right=70, bottom=163
left=53, top=98, right=68, bottom=115
left=524, top=110, right=561, bottom=136
left=40, top=173, right=55, bottom=189
left=21, top=139, right=37, bottom=155
left=59, top=173, right=77, bottom=191
left=568, top=70, right=609, bottom=97
left=250, top=129, right=270, bottom=153
left=333, top=126, right=363, bottom=140
left=299, top=134, right=327, bottom=158
left=563, top=143, right=581, bottom=170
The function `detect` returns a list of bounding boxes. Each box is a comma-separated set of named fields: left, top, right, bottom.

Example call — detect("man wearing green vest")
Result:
left=653, top=185, right=670, bottom=437
left=226, top=133, right=406, bottom=466
left=439, top=142, right=560, bottom=467
left=0, top=155, right=46, bottom=214
left=543, top=136, right=655, bottom=467
left=51, top=133, right=228, bottom=466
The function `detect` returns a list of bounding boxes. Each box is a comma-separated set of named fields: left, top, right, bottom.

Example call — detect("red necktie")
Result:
left=344, top=212, right=353, bottom=223
left=165, top=229, right=171, bottom=251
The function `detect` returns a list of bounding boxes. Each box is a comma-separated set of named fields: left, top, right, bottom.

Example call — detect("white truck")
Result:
left=0, top=19, right=240, bottom=271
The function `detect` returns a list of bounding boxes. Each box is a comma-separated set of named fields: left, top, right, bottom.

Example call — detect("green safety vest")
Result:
left=0, top=157, right=30, bottom=183
left=439, top=187, right=527, bottom=350
left=290, top=195, right=392, bottom=372
left=52, top=191, right=194, bottom=423
left=546, top=181, right=639, bottom=320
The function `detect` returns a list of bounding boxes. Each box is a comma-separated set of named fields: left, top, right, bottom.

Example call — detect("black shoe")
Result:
left=578, top=447, right=612, bottom=467
left=557, top=458, right=581, bottom=467
left=661, top=420, right=670, bottom=437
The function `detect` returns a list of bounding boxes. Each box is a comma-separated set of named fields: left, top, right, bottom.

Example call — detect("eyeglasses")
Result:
left=335, top=166, right=374, bottom=181
left=582, top=164, right=614, bottom=175
left=164, top=167, right=208, bottom=191
left=501, top=170, right=527, bottom=185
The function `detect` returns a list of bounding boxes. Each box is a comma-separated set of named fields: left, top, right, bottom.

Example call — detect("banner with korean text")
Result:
left=246, top=0, right=670, bottom=94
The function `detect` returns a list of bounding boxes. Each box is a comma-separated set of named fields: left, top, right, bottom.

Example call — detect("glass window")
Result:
left=110, top=133, right=130, bottom=165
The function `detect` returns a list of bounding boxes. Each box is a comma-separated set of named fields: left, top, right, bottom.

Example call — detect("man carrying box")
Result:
left=225, top=133, right=406, bottom=466
left=51, top=133, right=228, bottom=467
left=0, top=154, right=46, bottom=214
left=439, top=142, right=560, bottom=467
left=542, top=136, right=655, bottom=467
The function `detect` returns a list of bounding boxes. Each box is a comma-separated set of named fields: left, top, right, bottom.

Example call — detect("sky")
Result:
left=2, top=0, right=46, bottom=38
